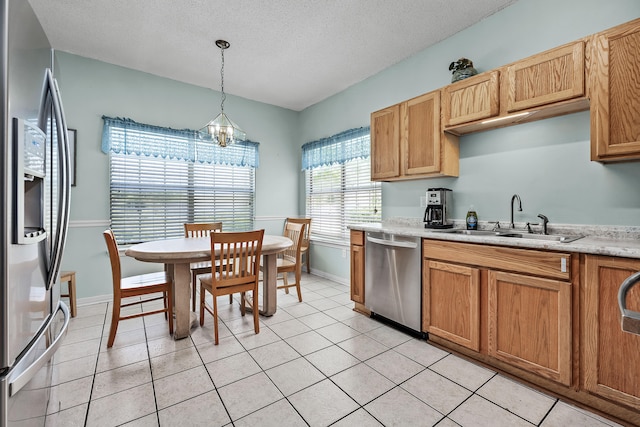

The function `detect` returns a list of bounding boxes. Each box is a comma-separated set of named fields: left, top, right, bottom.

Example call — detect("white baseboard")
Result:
left=309, top=269, right=348, bottom=286
left=76, top=270, right=348, bottom=307
left=77, top=294, right=112, bottom=307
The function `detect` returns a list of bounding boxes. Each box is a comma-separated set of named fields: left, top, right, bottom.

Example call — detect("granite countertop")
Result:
left=349, top=218, right=640, bottom=259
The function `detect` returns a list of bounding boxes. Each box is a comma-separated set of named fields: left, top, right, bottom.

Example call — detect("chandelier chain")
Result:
left=220, top=47, right=226, bottom=113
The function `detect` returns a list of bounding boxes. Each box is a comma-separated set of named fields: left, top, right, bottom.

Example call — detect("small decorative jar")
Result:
left=449, top=58, right=478, bottom=83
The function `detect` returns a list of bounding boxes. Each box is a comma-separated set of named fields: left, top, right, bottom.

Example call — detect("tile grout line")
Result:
left=81, top=301, right=110, bottom=427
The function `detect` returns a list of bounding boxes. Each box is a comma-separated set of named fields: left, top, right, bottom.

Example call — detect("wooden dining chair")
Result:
left=184, top=222, right=223, bottom=312
left=285, top=218, right=311, bottom=274
left=199, top=229, right=264, bottom=345
left=276, top=222, right=307, bottom=302
left=103, top=230, right=173, bottom=348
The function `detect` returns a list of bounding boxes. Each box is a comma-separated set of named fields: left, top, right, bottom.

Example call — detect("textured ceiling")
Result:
left=28, top=0, right=516, bottom=111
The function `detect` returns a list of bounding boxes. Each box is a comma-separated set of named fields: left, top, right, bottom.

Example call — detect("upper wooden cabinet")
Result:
left=445, top=42, right=588, bottom=135
left=589, top=18, right=640, bottom=162
left=370, top=105, right=400, bottom=179
left=442, top=70, right=500, bottom=127
left=371, top=91, right=459, bottom=181
left=372, top=18, right=640, bottom=173
left=402, top=91, right=441, bottom=176
left=504, top=42, right=585, bottom=113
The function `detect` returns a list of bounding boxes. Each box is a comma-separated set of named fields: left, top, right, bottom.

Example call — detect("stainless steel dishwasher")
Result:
left=364, top=231, right=421, bottom=332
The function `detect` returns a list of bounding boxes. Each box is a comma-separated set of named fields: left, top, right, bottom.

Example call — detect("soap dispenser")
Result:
left=466, top=206, right=478, bottom=230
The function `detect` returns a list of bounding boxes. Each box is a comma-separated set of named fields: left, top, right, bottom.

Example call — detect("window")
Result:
left=102, top=117, right=259, bottom=245
left=303, top=127, right=381, bottom=241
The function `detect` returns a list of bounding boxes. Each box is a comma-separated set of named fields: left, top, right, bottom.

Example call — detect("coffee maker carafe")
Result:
left=424, top=188, right=453, bottom=229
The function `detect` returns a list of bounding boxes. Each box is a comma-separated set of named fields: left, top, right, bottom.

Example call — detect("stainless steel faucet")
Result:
left=510, top=194, right=522, bottom=228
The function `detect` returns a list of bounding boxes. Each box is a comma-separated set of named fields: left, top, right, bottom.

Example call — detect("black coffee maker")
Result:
left=424, top=188, right=454, bottom=229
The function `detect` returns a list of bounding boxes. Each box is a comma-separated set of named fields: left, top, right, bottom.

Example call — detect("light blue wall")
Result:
left=55, top=53, right=300, bottom=301
left=298, top=0, right=640, bottom=282
left=58, top=0, right=640, bottom=300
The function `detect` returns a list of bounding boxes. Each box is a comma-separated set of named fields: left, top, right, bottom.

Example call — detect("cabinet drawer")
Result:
left=350, top=230, right=364, bottom=246
left=423, top=239, right=571, bottom=281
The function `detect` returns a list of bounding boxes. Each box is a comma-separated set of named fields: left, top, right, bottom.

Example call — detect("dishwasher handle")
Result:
left=366, top=235, right=418, bottom=249
left=618, top=271, right=640, bottom=335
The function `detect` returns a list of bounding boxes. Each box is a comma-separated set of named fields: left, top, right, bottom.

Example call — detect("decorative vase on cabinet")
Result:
left=449, top=58, right=478, bottom=83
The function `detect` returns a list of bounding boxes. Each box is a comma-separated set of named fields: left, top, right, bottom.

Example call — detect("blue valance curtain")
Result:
left=301, top=126, right=370, bottom=170
left=101, top=116, right=259, bottom=168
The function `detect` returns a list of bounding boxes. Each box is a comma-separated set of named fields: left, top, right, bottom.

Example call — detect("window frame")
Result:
left=103, top=117, right=258, bottom=245
left=303, top=128, right=381, bottom=244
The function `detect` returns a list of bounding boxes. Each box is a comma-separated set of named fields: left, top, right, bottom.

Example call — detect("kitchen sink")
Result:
left=441, top=229, right=583, bottom=243
left=496, top=232, right=584, bottom=243
left=446, top=229, right=502, bottom=236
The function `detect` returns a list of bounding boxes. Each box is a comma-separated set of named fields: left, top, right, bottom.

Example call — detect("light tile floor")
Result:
left=47, top=273, right=625, bottom=426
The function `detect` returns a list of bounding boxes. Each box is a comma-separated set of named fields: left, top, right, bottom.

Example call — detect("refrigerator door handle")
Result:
left=50, top=77, right=71, bottom=284
left=38, top=69, right=70, bottom=290
left=8, top=301, right=70, bottom=396
left=618, top=271, right=640, bottom=335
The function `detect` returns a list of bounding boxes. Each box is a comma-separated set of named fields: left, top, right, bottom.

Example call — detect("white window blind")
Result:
left=104, top=118, right=256, bottom=245
left=303, top=128, right=381, bottom=241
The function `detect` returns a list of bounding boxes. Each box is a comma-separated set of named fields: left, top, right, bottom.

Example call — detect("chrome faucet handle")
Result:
left=525, top=222, right=540, bottom=234
left=489, top=221, right=501, bottom=231
left=537, top=214, right=549, bottom=235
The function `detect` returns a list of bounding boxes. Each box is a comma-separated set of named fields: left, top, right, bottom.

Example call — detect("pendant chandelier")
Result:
left=201, top=40, right=246, bottom=147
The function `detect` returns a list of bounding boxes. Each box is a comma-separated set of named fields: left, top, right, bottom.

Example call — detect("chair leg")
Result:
left=68, top=273, right=77, bottom=317
left=240, top=292, right=246, bottom=316
left=283, top=272, right=290, bottom=294
left=199, top=284, right=205, bottom=327
left=252, top=290, right=260, bottom=335
left=306, top=253, right=310, bottom=274
left=166, top=289, right=174, bottom=335
left=296, top=268, right=303, bottom=302
left=107, top=302, right=120, bottom=348
left=229, top=294, right=233, bottom=304
left=213, top=293, right=219, bottom=345
left=192, top=272, right=197, bottom=312
left=163, top=292, right=168, bottom=320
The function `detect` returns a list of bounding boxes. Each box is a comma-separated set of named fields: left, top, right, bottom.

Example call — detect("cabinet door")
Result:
left=583, top=255, right=640, bottom=408
left=590, top=20, right=640, bottom=161
left=505, top=42, right=584, bottom=112
left=350, top=231, right=365, bottom=304
left=488, top=271, right=572, bottom=385
left=423, top=260, right=480, bottom=351
left=401, top=91, right=441, bottom=175
left=371, top=105, right=400, bottom=180
left=442, top=70, right=500, bottom=126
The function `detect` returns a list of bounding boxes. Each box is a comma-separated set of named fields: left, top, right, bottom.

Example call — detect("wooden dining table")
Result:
left=125, top=234, right=293, bottom=339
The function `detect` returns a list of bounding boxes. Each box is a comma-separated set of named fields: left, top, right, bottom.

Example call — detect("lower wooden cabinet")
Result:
left=423, top=260, right=480, bottom=351
left=350, top=230, right=365, bottom=304
left=423, top=240, right=573, bottom=385
left=583, top=255, right=640, bottom=410
left=488, top=270, right=572, bottom=385
left=422, top=239, right=640, bottom=424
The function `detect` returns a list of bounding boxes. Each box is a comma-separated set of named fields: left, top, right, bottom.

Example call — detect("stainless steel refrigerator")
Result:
left=0, top=0, right=71, bottom=425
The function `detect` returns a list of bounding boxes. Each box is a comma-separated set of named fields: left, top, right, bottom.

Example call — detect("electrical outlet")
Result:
left=420, top=196, right=427, bottom=208
left=341, top=248, right=347, bottom=258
